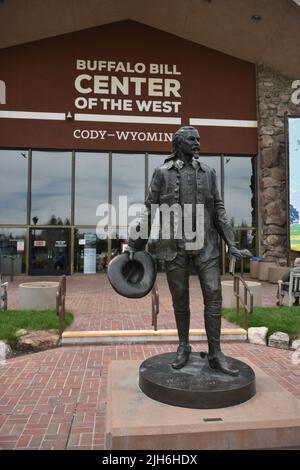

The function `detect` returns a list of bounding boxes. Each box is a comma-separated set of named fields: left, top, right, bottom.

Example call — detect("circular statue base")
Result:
left=139, top=352, right=256, bottom=409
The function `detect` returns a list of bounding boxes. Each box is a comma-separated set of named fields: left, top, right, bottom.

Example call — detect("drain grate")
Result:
left=203, top=418, right=223, bottom=422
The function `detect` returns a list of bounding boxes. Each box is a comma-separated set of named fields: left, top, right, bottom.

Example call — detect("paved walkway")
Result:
left=5, top=273, right=278, bottom=331
left=1, top=343, right=299, bottom=450
left=1, top=273, right=297, bottom=450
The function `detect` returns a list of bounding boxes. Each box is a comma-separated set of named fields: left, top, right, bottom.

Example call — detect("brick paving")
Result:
left=4, top=273, right=278, bottom=331
left=0, top=343, right=299, bottom=450
left=1, top=273, right=296, bottom=450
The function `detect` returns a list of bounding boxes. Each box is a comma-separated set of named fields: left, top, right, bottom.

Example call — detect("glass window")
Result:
left=31, top=151, right=72, bottom=225
left=199, top=156, right=221, bottom=190
left=0, top=149, right=28, bottom=224
left=224, top=156, right=256, bottom=227
left=147, top=155, right=169, bottom=243
left=224, top=229, right=257, bottom=273
left=0, top=227, right=27, bottom=274
left=75, top=152, right=109, bottom=225
left=112, top=153, right=145, bottom=235
left=29, top=227, right=71, bottom=275
left=148, top=154, right=168, bottom=185
left=74, top=228, right=108, bottom=273
left=111, top=227, right=128, bottom=259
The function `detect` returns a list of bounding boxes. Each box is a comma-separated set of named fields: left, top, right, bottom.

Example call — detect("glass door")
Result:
left=29, top=228, right=71, bottom=275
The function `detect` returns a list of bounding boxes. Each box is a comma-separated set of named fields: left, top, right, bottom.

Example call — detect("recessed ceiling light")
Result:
left=251, top=15, right=262, bottom=22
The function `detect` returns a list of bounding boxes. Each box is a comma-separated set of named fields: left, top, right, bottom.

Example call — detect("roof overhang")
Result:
left=1, top=0, right=300, bottom=77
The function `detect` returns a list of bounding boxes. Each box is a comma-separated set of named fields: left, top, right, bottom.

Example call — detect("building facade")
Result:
left=0, top=20, right=298, bottom=275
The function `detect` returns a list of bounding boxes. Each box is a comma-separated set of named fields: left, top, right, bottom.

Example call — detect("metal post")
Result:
left=10, top=256, right=14, bottom=282
left=244, top=287, right=247, bottom=330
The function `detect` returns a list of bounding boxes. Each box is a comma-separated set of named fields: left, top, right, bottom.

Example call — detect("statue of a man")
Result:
left=128, top=126, right=244, bottom=376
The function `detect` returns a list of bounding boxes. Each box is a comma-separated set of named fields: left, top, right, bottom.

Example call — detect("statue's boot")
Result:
left=166, top=267, right=191, bottom=370
left=205, top=312, right=239, bottom=377
left=171, top=310, right=191, bottom=369
left=172, top=344, right=192, bottom=369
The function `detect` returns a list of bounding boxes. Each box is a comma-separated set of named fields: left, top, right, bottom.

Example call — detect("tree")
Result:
left=290, top=204, right=299, bottom=225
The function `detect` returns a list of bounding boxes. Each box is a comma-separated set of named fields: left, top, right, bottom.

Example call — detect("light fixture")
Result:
left=65, top=111, right=74, bottom=121
left=251, top=15, right=261, bottom=22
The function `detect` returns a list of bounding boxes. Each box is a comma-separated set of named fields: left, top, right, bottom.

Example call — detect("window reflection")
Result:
left=224, top=229, right=257, bottom=273
left=0, top=150, right=28, bottom=224
left=74, top=228, right=108, bottom=273
left=148, top=154, right=168, bottom=185
left=75, top=152, right=109, bottom=225
left=199, top=156, right=221, bottom=190
left=147, top=155, right=168, bottom=243
left=111, top=227, right=128, bottom=258
left=0, top=227, right=27, bottom=274
left=224, top=157, right=255, bottom=227
left=31, top=151, right=72, bottom=225
left=112, top=153, right=145, bottom=227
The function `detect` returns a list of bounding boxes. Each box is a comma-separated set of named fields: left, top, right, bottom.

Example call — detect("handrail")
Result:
left=233, top=275, right=254, bottom=332
left=151, top=281, right=159, bottom=331
left=56, top=275, right=66, bottom=337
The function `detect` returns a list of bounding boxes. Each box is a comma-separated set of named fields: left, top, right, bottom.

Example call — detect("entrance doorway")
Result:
left=29, top=228, right=71, bottom=275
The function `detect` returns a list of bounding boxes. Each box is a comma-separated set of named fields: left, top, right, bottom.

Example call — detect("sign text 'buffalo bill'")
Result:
left=74, top=60, right=182, bottom=113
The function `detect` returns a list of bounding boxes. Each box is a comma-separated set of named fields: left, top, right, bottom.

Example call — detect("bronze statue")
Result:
left=127, top=126, right=248, bottom=376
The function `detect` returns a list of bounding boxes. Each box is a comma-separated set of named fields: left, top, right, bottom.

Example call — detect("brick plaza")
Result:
left=0, top=274, right=299, bottom=450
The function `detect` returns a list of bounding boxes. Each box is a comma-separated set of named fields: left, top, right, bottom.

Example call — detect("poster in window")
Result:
left=288, top=117, right=300, bottom=251
left=84, top=233, right=96, bottom=273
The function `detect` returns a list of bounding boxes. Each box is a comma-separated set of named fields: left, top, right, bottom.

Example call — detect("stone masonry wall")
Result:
left=257, top=64, right=300, bottom=263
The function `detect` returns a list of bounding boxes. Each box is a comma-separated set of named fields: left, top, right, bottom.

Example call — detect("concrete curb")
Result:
left=61, top=328, right=247, bottom=345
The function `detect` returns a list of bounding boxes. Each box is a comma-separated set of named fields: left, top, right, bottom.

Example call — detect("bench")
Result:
left=277, top=272, right=300, bottom=307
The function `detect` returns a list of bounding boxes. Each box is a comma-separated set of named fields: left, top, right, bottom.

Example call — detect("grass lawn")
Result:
left=222, top=306, right=300, bottom=339
left=0, top=310, right=73, bottom=344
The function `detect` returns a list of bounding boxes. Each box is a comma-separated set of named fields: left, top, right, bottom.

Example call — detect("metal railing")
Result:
left=56, top=275, right=66, bottom=337
left=151, top=281, right=159, bottom=331
left=229, top=252, right=254, bottom=332
left=0, top=275, right=8, bottom=311
left=233, top=275, right=254, bottom=331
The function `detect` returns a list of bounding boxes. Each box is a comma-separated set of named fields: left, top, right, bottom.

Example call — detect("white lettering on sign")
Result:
left=0, top=80, right=6, bottom=104
left=74, top=60, right=182, bottom=113
left=74, top=75, right=180, bottom=97
left=76, top=60, right=180, bottom=75
left=291, top=80, right=300, bottom=105
left=73, top=129, right=172, bottom=142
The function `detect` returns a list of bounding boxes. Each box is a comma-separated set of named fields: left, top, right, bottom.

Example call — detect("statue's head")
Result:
left=172, top=126, right=200, bottom=157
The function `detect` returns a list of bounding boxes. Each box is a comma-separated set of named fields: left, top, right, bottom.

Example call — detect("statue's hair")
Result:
left=294, top=257, right=300, bottom=267
left=172, top=126, right=199, bottom=153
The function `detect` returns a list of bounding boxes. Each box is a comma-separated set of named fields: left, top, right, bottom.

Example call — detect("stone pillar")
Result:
left=257, top=65, right=300, bottom=264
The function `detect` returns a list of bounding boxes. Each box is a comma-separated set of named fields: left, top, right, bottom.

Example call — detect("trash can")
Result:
left=250, top=256, right=262, bottom=279
left=258, top=258, right=276, bottom=281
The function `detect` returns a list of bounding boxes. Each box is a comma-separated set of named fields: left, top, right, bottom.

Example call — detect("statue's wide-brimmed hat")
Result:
left=107, top=251, right=157, bottom=299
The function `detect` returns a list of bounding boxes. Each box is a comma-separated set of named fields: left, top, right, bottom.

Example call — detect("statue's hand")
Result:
left=124, top=246, right=137, bottom=261
left=228, top=247, right=253, bottom=276
left=228, top=246, right=253, bottom=260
